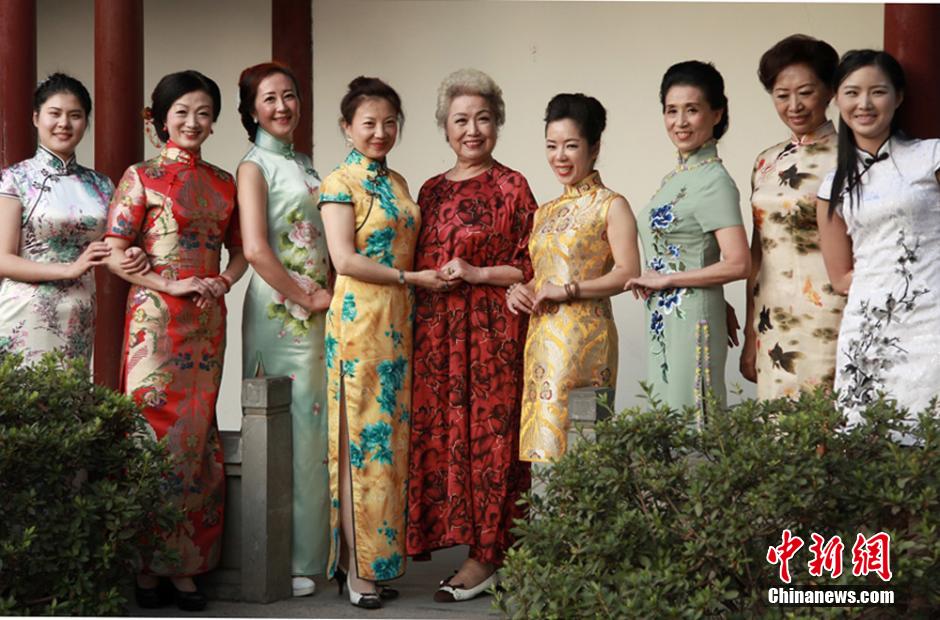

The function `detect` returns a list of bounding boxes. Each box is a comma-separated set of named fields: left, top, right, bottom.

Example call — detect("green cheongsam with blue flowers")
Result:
left=638, top=141, right=743, bottom=423
left=317, top=149, right=418, bottom=581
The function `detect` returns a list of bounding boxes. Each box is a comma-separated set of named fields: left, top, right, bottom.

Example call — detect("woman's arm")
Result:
left=815, top=198, right=853, bottom=295
left=626, top=225, right=750, bottom=293
left=320, top=201, right=447, bottom=290
left=440, top=259, right=522, bottom=287
left=532, top=196, right=640, bottom=309
left=740, top=227, right=762, bottom=381
left=237, top=162, right=327, bottom=310
left=103, top=236, right=212, bottom=298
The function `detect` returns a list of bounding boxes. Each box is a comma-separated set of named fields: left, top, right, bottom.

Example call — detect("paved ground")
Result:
left=128, top=546, right=499, bottom=619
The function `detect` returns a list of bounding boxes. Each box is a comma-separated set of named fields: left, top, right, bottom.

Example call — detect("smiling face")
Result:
left=165, top=90, right=215, bottom=151
left=33, top=92, right=87, bottom=160
left=835, top=64, right=903, bottom=153
left=545, top=118, right=597, bottom=186
left=445, top=94, right=497, bottom=166
left=343, top=97, right=399, bottom=160
left=771, top=63, right=832, bottom=138
left=254, top=72, right=300, bottom=142
left=662, top=84, right=723, bottom=156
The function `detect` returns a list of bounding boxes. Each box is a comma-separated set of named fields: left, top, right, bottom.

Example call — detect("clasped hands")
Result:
left=506, top=281, right=570, bottom=315
left=410, top=257, right=483, bottom=291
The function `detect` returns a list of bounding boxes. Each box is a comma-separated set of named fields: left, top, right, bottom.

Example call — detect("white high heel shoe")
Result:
left=346, top=571, right=381, bottom=610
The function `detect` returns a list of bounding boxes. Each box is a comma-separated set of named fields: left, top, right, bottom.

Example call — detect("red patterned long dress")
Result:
left=105, top=141, right=241, bottom=576
left=407, top=162, right=536, bottom=566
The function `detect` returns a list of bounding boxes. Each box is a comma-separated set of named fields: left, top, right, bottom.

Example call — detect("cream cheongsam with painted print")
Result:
left=317, top=149, right=419, bottom=581
left=751, top=121, right=844, bottom=400
left=520, top=171, right=619, bottom=463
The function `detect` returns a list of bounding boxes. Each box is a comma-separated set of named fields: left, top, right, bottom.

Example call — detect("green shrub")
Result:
left=496, top=388, right=940, bottom=618
left=0, top=352, right=179, bottom=615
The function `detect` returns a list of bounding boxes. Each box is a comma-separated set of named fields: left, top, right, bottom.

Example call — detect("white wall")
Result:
left=36, top=1, right=884, bottom=428
left=313, top=0, right=884, bottom=412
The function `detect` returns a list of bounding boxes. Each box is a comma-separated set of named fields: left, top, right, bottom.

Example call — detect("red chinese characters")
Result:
left=808, top=533, right=844, bottom=578
left=851, top=532, right=893, bottom=582
left=767, top=529, right=804, bottom=583
left=767, top=530, right=893, bottom=584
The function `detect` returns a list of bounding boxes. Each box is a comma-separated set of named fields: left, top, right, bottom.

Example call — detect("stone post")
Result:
left=566, top=387, right=615, bottom=448
left=238, top=376, right=293, bottom=603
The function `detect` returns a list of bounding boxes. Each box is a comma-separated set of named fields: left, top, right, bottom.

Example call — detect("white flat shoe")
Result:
left=292, top=576, right=316, bottom=597
left=434, top=572, right=497, bottom=602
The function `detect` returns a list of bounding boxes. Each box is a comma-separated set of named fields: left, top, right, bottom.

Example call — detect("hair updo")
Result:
left=34, top=73, right=92, bottom=117
left=339, top=76, right=404, bottom=128
left=543, top=93, right=607, bottom=147
left=147, top=70, right=222, bottom=143
left=660, top=60, right=729, bottom=140
left=237, top=62, right=301, bottom=141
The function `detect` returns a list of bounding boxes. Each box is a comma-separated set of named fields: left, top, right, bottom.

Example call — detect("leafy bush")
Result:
left=497, top=388, right=940, bottom=618
left=0, top=352, right=178, bottom=615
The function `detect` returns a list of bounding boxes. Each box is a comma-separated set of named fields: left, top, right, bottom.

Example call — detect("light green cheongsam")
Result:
left=638, top=141, right=743, bottom=422
left=241, top=127, right=330, bottom=576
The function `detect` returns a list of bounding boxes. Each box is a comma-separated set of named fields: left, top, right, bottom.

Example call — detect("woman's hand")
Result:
left=408, top=269, right=449, bottom=291
left=506, top=282, right=535, bottom=315
left=725, top=302, right=740, bottom=348
left=165, top=276, right=211, bottom=299
left=531, top=282, right=567, bottom=313
left=740, top=332, right=758, bottom=383
left=67, top=241, right=111, bottom=278
left=121, top=247, right=151, bottom=275
left=306, top=288, right=332, bottom=312
left=625, top=270, right=672, bottom=300
left=440, top=257, right=482, bottom=285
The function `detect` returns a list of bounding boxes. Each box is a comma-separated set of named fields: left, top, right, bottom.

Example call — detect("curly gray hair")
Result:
left=435, top=68, right=505, bottom=129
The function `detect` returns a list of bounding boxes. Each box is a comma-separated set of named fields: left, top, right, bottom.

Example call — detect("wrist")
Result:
left=472, top=266, right=487, bottom=284
left=399, top=269, right=409, bottom=285
left=218, top=273, right=233, bottom=292
left=61, top=262, right=79, bottom=279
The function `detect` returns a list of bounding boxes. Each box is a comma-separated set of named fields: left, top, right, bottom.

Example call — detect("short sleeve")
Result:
left=225, top=201, right=243, bottom=250
left=928, top=139, right=940, bottom=175
left=693, top=172, right=743, bottom=232
left=317, top=169, right=353, bottom=209
left=817, top=170, right=836, bottom=201
left=105, top=166, right=147, bottom=241
left=503, top=173, right=539, bottom=282
left=0, top=166, right=21, bottom=200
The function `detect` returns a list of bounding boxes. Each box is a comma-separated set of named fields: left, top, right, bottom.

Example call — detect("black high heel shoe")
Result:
left=171, top=582, right=207, bottom=612
left=134, top=578, right=174, bottom=609
left=334, top=567, right=398, bottom=600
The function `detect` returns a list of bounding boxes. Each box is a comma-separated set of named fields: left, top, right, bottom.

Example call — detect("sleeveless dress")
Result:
left=407, top=163, right=535, bottom=565
left=519, top=171, right=619, bottom=463
left=106, top=141, right=241, bottom=576
left=240, top=127, right=330, bottom=576
left=638, top=141, right=743, bottom=423
left=317, top=149, right=419, bottom=581
left=750, top=121, right=844, bottom=399
left=0, top=146, right=113, bottom=363
left=817, top=137, right=940, bottom=430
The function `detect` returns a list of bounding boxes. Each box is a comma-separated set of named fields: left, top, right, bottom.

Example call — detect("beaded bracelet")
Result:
left=217, top=273, right=233, bottom=292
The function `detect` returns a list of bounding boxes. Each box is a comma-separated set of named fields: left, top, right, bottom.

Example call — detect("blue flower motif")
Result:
left=349, top=440, right=364, bottom=469
left=319, top=191, right=352, bottom=204
left=650, top=310, right=664, bottom=336
left=341, top=293, right=357, bottom=322
left=371, top=553, right=403, bottom=580
left=363, top=174, right=399, bottom=220
left=377, top=522, right=398, bottom=546
left=649, top=256, right=666, bottom=272
left=667, top=244, right=681, bottom=258
left=325, top=334, right=338, bottom=369
left=363, top=227, right=396, bottom=267
left=385, top=327, right=404, bottom=348
left=341, top=358, right=359, bottom=378
left=345, top=150, right=364, bottom=165
left=657, top=288, right=684, bottom=314
left=360, top=421, right=393, bottom=465
left=650, top=203, right=676, bottom=230
left=376, top=356, right=408, bottom=416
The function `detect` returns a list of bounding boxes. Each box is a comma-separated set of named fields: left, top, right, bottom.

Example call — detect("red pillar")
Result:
left=0, top=0, right=37, bottom=167
left=93, top=0, right=143, bottom=388
left=272, top=0, right=313, bottom=156
left=885, top=4, right=940, bottom=139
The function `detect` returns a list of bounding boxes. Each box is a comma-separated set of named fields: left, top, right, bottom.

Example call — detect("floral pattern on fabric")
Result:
left=751, top=122, right=844, bottom=399
left=317, top=149, right=419, bottom=581
left=105, top=141, right=240, bottom=576
left=520, top=172, right=620, bottom=462
left=0, top=146, right=113, bottom=363
left=407, top=163, right=535, bottom=566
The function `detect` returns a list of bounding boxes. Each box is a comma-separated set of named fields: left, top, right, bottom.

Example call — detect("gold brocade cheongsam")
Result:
left=520, top=172, right=618, bottom=463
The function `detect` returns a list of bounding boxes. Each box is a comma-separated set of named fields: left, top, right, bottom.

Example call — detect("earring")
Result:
left=344, top=135, right=353, bottom=147
left=252, top=116, right=258, bottom=123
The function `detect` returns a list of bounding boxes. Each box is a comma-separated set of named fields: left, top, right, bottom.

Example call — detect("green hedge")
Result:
left=0, top=352, right=178, bottom=615
left=497, top=388, right=940, bottom=618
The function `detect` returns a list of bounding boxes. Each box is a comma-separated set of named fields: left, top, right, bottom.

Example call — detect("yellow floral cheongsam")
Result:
left=317, top=149, right=418, bottom=581
left=520, top=172, right=618, bottom=463
left=751, top=121, right=844, bottom=399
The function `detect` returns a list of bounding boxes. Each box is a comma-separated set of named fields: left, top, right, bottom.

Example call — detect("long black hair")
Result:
left=827, top=50, right=906, bottom=216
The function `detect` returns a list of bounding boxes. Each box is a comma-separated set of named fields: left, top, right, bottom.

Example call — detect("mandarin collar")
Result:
left=678, top=140, right=719, bottom=166
left=857, top=137, right=892, bottom=165
left=36, top=144, right=77, bottom=174
left=161, top=140, right=200, bottom=166
left=563, top=170, right=603, bottom=197
left=345, top=148, right=388, bottom=175
left=255, top=127, right=295, bottom=158
left=791, top=120, right=835, bottom=146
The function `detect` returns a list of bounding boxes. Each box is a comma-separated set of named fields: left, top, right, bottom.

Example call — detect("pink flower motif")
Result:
left=288, top=220, right=317, bottom=249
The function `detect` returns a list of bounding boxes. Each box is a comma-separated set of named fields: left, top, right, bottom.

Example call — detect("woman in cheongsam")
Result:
left=319, top=76, right=446, bottom=610
left=104, top=70, right=247, bottom=612
left=407, top=69, right=537, bottom=603
left=741, top=35, right=844, bottom=399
